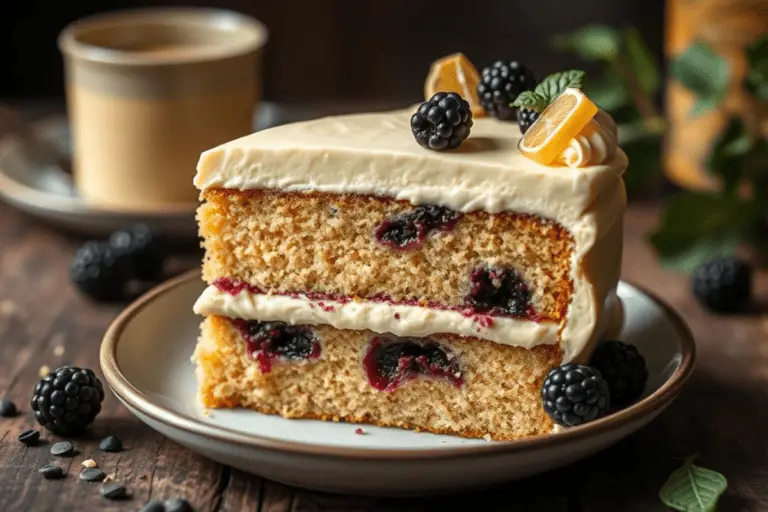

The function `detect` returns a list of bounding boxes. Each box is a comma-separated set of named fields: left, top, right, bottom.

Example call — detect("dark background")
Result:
left=1, top=0, right=666, bottom=104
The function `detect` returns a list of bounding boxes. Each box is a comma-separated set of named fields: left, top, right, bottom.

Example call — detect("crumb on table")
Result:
left=354, top=428, right=365, bottom=435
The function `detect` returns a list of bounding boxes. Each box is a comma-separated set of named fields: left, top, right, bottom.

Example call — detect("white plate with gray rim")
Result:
left=100, top=270, right=695, bottom=496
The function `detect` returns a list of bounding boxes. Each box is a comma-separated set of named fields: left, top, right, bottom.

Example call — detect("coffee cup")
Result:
left=58, top=7, right=268, bottom=210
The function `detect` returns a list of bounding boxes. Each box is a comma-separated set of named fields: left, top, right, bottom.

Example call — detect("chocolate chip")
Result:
left=0, top=399, right=17, bottom=417
left=100, top=482, right=128, bottom=500
left=18, top=429, right=40, bottom=446
left=140, top=501, right=166, bottom=512
left=165, top=498, right=193, bottom=512
left=99, top=435, right=123, bottom=452
left=39, top=463, right=65, bottom=479
left=79, top=468, right=106, bottom=482
left=50, top=441, right=75, bottom=457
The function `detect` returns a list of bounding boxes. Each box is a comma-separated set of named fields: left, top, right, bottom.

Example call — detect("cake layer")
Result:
left=199, top=189, right=574, bottom=321
left=193, top=315, right=560, bottom=441
left=193, top=286, right=559, bottom=349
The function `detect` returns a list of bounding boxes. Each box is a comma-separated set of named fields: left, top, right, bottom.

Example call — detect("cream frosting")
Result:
left=193, top=285, right=559, bottom=349
left=192, top=107, right=628, bottom=363
left=556, top=110, right=619, bottom=168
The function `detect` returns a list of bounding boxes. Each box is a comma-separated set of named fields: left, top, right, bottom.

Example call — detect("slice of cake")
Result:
left=191, top=65, right=627, bottom=440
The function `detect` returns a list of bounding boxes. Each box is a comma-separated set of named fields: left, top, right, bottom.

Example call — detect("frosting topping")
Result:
left=557, top=110, right=619, bottom=168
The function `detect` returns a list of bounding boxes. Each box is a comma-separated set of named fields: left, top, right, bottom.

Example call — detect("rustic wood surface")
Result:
left=1, top=105, right=767, bottom=511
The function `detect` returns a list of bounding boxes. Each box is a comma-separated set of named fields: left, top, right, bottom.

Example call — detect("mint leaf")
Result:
left=670, top=41, right=730, bottom=117
left=551, top=25, right=622, bottom=62
left=534, top=70, right=586, bottom=103
left=743, top=35, right=768, bottom=102
left=706, top=116, right=752, bottom=193
left=511, top=91, right=548, bottom=112
left=648, top=193, right=759, bottom=273
left=659, top=456, right=727, bottom=512
left=624, top=27, right=661, bottom=95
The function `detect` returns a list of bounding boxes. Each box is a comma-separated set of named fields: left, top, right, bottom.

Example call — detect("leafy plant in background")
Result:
left=649, top=35, right=768, bottom=272
left=551, top=25, right=666, bottom=193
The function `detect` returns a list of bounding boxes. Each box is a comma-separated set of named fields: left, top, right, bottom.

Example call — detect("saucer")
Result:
left=0, top=102, right=314, bottom=238
left=100, top=271, right=695, bottom=496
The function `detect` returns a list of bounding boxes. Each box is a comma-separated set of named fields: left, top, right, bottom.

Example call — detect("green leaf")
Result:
left=551, top=25, right=622, bottom=62
left=511, top=91, right=549, bottom=112
left=659, top=456, right=727, bottom=512
left=624, top=27, right=661, bottom=95
left=648, top=193, right=759, bottom=273
left=533, top=70, right=586, bottom=104
left=706, top=116, right=752, bottom=193
left=670, top=41, right=730, bottom=117
left=743, top=35, right=768, bottom=102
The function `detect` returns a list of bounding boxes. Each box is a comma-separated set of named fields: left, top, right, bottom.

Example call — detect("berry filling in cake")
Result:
left=465, top=266, right=533, bottom=317
left=374, top=204, right=462, bottom=250
left=230, top=319, right=321, bottom=373
left=362, top=336, right=463, bottom=392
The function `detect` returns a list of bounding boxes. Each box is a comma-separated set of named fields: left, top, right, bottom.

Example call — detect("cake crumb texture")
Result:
left=199, top=189, right=574, bottom=321
left=193, top=315, right=559, bottom=441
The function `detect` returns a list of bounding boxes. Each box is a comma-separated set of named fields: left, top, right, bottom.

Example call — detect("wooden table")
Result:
left=1, top=106, right=767, bottom=512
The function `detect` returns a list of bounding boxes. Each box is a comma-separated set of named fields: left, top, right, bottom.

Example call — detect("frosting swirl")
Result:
left=557, top=110, right=618, bottom=168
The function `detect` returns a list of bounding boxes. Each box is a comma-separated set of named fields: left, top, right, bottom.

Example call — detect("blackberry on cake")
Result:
left=590, top=340, right=648, bottom=407
left=476, top=60, right=536, bottom=121
left=410, top=92, right=473, bottom=150
left=517, top=107, right=540, bottom=134
left=691, top=256, right=751, bottom=313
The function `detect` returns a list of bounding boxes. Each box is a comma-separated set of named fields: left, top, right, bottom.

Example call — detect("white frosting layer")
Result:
left=557, top=110, right=619, bottom=168
left=193, top=108, right=628, bottom=363
left=194, top=109, right=627, bottom=227
left=193, top=285, right=559, bottom=349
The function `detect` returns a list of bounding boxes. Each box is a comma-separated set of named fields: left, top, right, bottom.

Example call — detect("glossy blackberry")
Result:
left=590, top=341, right=648, bottom=408
left=691, top=257, right=752, bottom=313
left=108, top=223, right=165, bottom=281
left=477, top=60, right=536, bottom=120
left=410, top=92, right=473, bottom=150
left=541, top=363, right=610, bottom=427
left=70, top=241, right=129, bottom=301
left=31, top=366, right=105, bottom=435
left=466, top=267, right=531, bottom=317
left=517, top=107, right=540, bottom=134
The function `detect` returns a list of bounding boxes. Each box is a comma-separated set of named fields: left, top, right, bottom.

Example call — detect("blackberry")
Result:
left=411, top=92, right=473, bottom=150
left=691, top=257, right=752, bottom=313
left=476, top=60, right=536, bottom=121
left=517, top=107, right=540, bottom=134
left=31, top=366, right=105, bottom=436
left=108, top=223, right=165, bottom=281
left=590, top=341, right=648, bottom=408
left=374, top=205, right=461, bottom=250
left=70, top=241, right=129, bottom=302
left=541, top=363, right=610, bottom=427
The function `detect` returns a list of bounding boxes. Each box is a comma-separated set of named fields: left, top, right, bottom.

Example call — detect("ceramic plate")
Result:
left=100, top=270, right=695, bottom=496
left=0, top=103, right=314, bottom=238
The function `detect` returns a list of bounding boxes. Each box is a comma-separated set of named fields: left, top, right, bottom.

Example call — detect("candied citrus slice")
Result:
left=424, top=53, right=485, bottom=117
left=519, top=88, right=599, bottom=166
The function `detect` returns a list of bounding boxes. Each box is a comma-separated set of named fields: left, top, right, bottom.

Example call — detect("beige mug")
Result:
left=58, top=7, right=268, bottom=210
